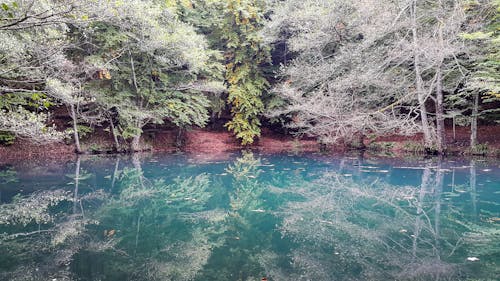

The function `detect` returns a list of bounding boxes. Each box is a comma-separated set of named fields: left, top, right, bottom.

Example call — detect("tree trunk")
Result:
left=435, top=66, right=446, bottom=154
left=470, top=92, right=479, bottom=148
left=130, top=134, right=141, bottom=152
left=128, top=50, right=145, bottom=153
left=452, top=116, right=456, bottom=141
left=411, top=1, right=433, bottom=149
left=175, top=127, right=185, bottom=148
left=109, top=118, right=120, bottom=152
left=417, top=92, right=433, bottom=148
left=70, top=104, right=82, bottom=154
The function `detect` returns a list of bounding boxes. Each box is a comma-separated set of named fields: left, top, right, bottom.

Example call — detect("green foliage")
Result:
left=402, top=141, right=427, bottom=154
left=172, top=0, right=269, bottom=144
left=367, top=141, right=395, bottom=151
left=81, top=7, right=216, bottom=144
left=0, top=93, right=54, bottom=143
left=119, top=125, right=142, bottom=141
left=64, top=125, right=94, bottom=144
left=0, top=167, right=17, bottom=184
left=0, top=130, right=15, bottom=145
left=468, top=143, right=489, bottom=155
left=222, top=0, right=270, bottom=145
left=73, top=125, right=94, bottom=139
left=88, top=143, right=103, bottom=153
left=0, top=107, right=65, bottom=143
left=1, top=0, right=221, bottom=146
left=461, top=0, right=500, bottom=120
left=0, top=93, right=53, bottom=111
left=0, top=0, right=499, bottom=149
left=77, top=125, right=94, bottom=139
left=0, top=1, right=17, bottom=18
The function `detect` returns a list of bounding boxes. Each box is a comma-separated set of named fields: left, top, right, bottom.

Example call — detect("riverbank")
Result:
left=1, top=125, right=499, bottom=163
left=367, top=125, right=500, bottom=156
left=0, top=128, right=321, bottom=163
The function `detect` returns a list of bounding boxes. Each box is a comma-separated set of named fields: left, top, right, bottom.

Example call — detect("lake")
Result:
left=0, top=151, right=499, bottom=281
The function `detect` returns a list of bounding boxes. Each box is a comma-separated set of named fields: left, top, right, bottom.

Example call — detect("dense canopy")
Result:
left=0, top=0, right=498, bottom=153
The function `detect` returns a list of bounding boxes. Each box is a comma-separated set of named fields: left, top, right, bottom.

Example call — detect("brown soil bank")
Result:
left=1, top=125, right=499, bottom=162
left=0, top=128, right=321, bottom=163
left=368, top=125, right=500, bottom=156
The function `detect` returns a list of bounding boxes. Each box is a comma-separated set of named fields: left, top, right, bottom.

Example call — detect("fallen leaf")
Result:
left=105, top=229, right=116, bottom=238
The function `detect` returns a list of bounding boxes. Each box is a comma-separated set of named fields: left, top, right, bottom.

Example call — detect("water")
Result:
left=0, top=151, right=499, bottom=281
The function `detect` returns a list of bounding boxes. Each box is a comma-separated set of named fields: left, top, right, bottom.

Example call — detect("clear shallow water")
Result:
left=0, top=152, right=499, bottom=281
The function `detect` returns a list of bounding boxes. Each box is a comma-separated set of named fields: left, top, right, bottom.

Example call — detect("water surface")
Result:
left=0, top=152, right=499, bottom=281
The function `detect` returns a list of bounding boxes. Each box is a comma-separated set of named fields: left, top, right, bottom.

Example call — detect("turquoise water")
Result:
left=0, top=152, right=499, bottom=281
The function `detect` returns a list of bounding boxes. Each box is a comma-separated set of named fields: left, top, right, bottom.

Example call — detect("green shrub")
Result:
left=367, top=142, right=395, bottom=151
left=64, top=125, right=94, bottom=143
left=402, top=142, right=426, bottom=154
left=89, top=144, right=102, bottom=153
left=0, top=131, right=15, bottom=145
left=468, top=143, right=489, bottom=155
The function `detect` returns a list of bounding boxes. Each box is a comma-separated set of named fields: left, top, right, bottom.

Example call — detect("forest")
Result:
left=1, top=2, right=500, bottom=280
left=0, top=0, right=499, bottom=155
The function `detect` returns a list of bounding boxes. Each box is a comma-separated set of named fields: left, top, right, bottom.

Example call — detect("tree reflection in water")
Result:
left=0, top=153, right=498, bottom=280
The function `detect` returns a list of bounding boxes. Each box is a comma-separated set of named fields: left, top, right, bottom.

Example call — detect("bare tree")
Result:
left=265, top=0, right=420, bottom=145
left=402, top=0, right=468, bottom=152
left=410, top=0, right=434, bottom=148
left=266, top=0, right=471, bottom=153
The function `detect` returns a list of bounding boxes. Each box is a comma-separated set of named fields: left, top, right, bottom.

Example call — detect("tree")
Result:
left=0, top=0, right=79, bottom=31
left=265, top=0, right=420, bottom=145
left=0, top=0, right=497, bottom=151
left=460, top=0, right=500, bottom=148
left=0, top=0, right=76, bottom=143
left=46, top=78, right=96, bottom=153
left=0, top=107, right=63, bottom=143
left=265, top=0, right=476, bottom=153
left=221, top=0, right=270, bottom=145
left=80, top=1, right=216, bottom=151
left=1, top=0, right=220, bottom=150
left=406, top=0, right=469, bottom=153
left=0, top=0, right=106, bottom=145
left=170, top=0, right=270, bottom=145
